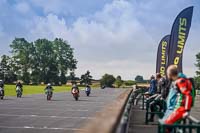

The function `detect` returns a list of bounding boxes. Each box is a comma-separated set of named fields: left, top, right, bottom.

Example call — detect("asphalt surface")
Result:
left=0, top=88, right=124, bottom=133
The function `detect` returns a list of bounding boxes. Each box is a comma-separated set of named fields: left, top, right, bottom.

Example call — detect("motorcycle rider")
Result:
left=159, top=65, right=193, bottom=127
left=44, top=83, right=54, bottom=95
left=85, top=84, right=91, bottom=91
left=16, top=81, right=23, bottom=92
left=71, top=84, right=79, bottom=94
left=0, top=80, right=5, bottom=96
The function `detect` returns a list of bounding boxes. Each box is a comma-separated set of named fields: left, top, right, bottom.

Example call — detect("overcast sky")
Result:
left=0, top=0, right=200, bottom=80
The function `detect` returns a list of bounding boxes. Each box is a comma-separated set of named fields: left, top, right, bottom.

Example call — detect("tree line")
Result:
left=0, top=38, right=77, bottom=85
left=0, top=37, right=160, bottom=87
left=0, top=37, right=134, bottom=87
left=100, top=74, right=136, bottom=88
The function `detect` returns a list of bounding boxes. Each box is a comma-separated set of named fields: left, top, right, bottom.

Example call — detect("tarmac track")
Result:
left=0, top=88, right=124, bottom=133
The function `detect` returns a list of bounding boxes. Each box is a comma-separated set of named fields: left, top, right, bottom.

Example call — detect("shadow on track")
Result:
left=85, top=95, right=97, bottom=97
left=76, top=99, right=89, bottom=102
left=49, top=99, right=67, bottom=101
left=0, top=98, right=15, bottom=101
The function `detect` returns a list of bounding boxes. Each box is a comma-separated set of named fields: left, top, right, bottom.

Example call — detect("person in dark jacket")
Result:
left=16, top=81, right=23, bottom=92
left=44, top=83, right=54, bottom=95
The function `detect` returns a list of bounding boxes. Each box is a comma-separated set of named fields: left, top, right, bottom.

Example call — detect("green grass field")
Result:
left=4, top=85, right=73, bottom=96
left=4, top=84, right=101, bottom=96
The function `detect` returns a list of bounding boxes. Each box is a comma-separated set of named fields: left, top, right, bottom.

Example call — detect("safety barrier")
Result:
left=117, top=87, right=150, bottom=133
left=158, top=115, right=200, bottom=133
left=145, top=95, right=166, bottom=124
left=116, top=88, right=144, bottom=133
left=133, top=87, right=148, bottom=109
left=116, top=90, right=134, bottom=133
left=129, top=88, right=166, bottom=125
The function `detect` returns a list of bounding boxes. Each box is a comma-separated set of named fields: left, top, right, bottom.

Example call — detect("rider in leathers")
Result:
left=159, top=65, right=193, bottom=125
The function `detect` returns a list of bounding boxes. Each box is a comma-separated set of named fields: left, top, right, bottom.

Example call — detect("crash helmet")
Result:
left=72, top=84, right=78, bottom=89
left=86, top=84, right=90, bottom=87
left=47, top=83, right=51, bottom=87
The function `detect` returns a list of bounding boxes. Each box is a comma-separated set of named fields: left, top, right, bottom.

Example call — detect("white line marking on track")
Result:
left=24, top=126, right=34, bottom=128
left=0, top=126, right=86, bottom=131
left=0, top=104, right=105, bottom=107
left=0, top=107, right=89, bottom=111
left=0, top=114, right=94, bottom=119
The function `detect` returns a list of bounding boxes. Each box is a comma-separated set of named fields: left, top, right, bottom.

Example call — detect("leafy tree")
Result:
left=194, top=76, right=200, bottom=90
left=100, top=74, right=116, bottom=87
left=195, top=52, right=200, bottom=89
left=135, top=75, right=144, bottom=82
left=53, top=38, right=77, bottom=84
left=195, top=52, right=200, bottom=76
left=0, top=55, right=17, bottom=83
left=60, top=72, right=67, bottom=85
left=80, top=70, right=93, bottom=85
left=33, top=39, right=58, bottom=84
left=31, top=69, right=40, bottom=85
left=8, top=38, right=77, bottom=85
left=0, top=55, right=7, bottom=80
left=68, top=72, right=76, bottom=84
left=10, top=38, right=34, bottom=84
left=115, top=75, right=123, bottom=88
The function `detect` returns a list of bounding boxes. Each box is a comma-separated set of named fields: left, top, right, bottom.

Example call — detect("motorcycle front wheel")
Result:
left=75, top=96, right=78, bottom=101
left=47, top=95, right=51, bottom=100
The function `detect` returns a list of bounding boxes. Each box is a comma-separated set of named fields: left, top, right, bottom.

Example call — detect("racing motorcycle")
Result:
left=46, top=89, right=53, bottom=101
left=85, top=87, right=91, bottom=96
left=16, top=86, right=22, bottom=98
left=0, top=87, right=4, bottom=100
left=72, top=88, right=79, bottom=101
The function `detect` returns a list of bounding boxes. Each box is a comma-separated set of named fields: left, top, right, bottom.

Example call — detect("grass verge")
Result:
left=4, top=85, right=72, bottom=96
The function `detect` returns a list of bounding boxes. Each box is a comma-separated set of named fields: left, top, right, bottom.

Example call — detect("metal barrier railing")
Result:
left=133, top=88, right=148, bottom=109
left=116, top=88, right=146, bottom=133
left=158, top=116, right=200, bottom=133
left=116, top=89, right=134, bottom=133
left=145, top=94, right=166, bottom=124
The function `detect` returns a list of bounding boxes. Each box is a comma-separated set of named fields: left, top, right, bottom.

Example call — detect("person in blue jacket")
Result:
left=149, top=75, right=157, bottom=95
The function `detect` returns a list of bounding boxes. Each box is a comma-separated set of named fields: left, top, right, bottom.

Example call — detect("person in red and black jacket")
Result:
left=160, top=65, right=193, bottom=125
